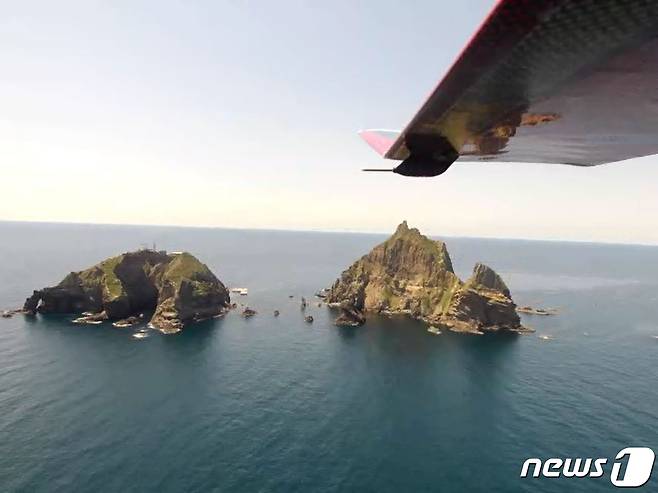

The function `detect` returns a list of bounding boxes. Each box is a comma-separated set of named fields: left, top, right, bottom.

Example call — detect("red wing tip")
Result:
left=359, top=130, right=400, bottom=157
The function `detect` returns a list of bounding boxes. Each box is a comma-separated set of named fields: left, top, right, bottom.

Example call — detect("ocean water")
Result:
left=0, top=221, right=657, bottom=492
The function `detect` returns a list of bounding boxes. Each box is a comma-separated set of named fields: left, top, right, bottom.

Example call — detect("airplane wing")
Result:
left=361, top=0, right=658, bottom=176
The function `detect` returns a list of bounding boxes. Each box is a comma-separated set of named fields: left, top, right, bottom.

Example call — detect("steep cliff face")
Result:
left=440, top=263, right=522, bottom=333
left=325, top=222, right=528, bottom=334
left=149, top=252, right=231, bottom=333
left=24, top=250, right=230, bottom=333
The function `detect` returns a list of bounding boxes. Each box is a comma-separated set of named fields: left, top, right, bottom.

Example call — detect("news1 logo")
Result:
left=520, top=447, right=655, bottom=487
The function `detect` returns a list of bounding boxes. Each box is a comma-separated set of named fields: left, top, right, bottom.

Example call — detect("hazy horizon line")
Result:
left=2, top=218, right=658, bottom=249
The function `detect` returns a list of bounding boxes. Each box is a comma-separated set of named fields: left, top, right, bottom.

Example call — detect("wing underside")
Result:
left=378, top=0, right=658, bottom=168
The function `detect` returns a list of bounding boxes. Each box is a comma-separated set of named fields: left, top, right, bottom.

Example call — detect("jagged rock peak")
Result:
left=394, top=220, right=411, bottom=235
left=386, top=221, right=454, bottom=273
left=468, top=263, right=511, bottom=298
left=325, top=222, right=529, bottom=334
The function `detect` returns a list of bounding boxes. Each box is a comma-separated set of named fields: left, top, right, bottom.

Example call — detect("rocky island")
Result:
left=325, top=221, right=530, bottom=335
left=23, top=250, right=230, bottom=333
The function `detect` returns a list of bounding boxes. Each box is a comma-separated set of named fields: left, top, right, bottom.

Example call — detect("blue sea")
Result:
left=0, top=221, right=656, bottom=492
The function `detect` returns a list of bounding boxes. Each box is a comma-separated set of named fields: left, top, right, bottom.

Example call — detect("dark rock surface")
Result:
left=334, top=302, right=366, bottom=327
left=242, top=307, right=257, bottom=318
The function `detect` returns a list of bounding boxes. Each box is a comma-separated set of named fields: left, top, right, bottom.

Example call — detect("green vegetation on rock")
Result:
left=23, top=250, right=231, bottom=334
left=98, top=255, right=124, bottom=300
left=326, top=221, right=528, bottom=334
left=164, top=253, right=212, bottom=287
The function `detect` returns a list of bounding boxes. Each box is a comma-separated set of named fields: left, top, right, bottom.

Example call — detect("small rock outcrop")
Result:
left=1, top=309, right=27, bottom=318
left=315, top=288, right=330, bottom=299
left=242, top=307, right=257, bottom=318
left=516, top=306, right=557, bottom=316
left=24, top=250, right=230, bottom=334
left=112, top=316, right=141, bottom=328
left=334, top=302, right=366, bottom=327
left=325, top=221, right=530, bottom=334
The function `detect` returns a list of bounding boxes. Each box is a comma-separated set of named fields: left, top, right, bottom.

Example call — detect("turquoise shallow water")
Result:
left=0, top=222, right=657, bottom=492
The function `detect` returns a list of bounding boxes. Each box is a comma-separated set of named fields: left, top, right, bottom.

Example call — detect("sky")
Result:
left=2, top=0, right=658, bottom=244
